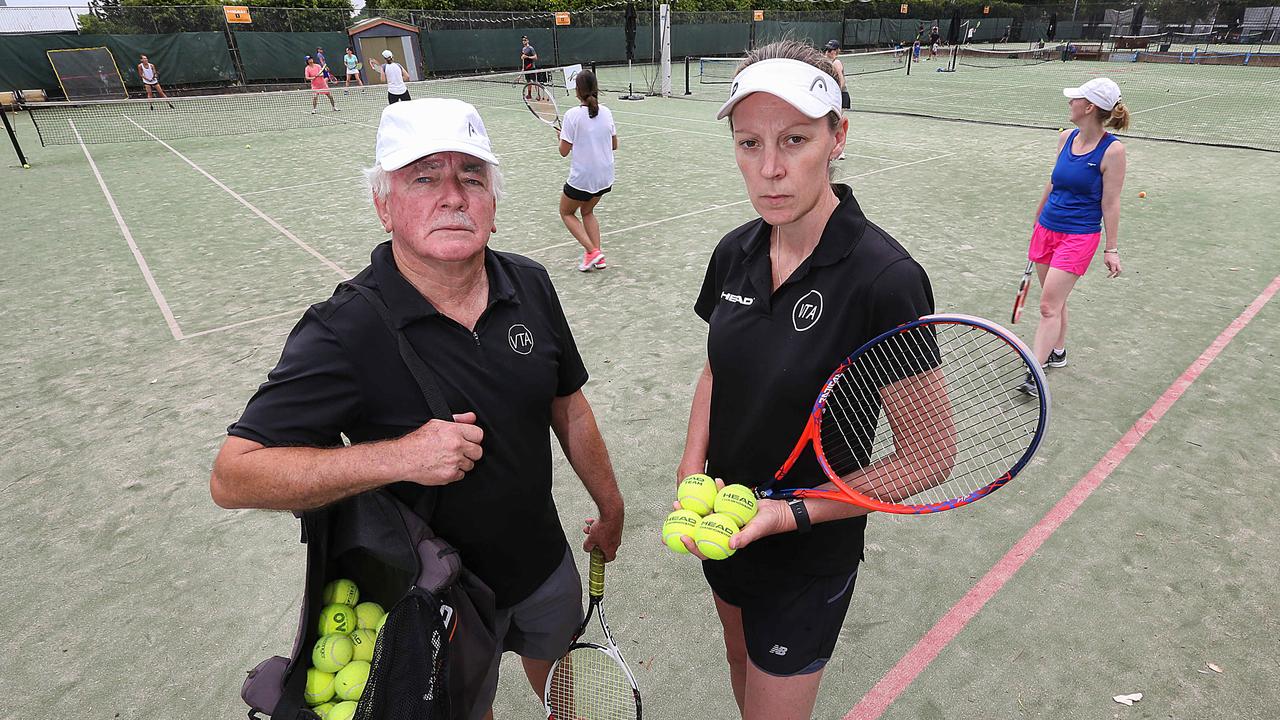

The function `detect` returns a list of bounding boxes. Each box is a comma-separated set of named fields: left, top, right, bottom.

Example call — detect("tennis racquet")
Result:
left=524, top=81, right=561, bottom=133
left=544, top=548, right=641, bottom=720
left=755, top=314, right=1049, bottom=515
left=1011, top=260, right=1034, bottom=324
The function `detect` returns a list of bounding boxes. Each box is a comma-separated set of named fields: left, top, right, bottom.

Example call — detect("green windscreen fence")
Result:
left=756, top=21, right=843, bottom=48
left=419, top=28, right=554, bottom=75
left=233, top=31, right=350, bottom=81
left=671, top=21, right=750, bottom=58
left=0, top=33, right=234, bottom=96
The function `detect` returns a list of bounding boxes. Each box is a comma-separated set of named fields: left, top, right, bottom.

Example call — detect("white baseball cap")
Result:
left=375, top=98, right=499, bottom=172
left=1063, top=77, right=1121, bottom=111
left=381, top=49, right=393, bottom=59
left=716, top=58, right=842, bottom=121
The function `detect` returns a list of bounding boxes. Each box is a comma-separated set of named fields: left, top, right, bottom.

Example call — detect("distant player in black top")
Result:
left=676, top=40, right=934, bottom=720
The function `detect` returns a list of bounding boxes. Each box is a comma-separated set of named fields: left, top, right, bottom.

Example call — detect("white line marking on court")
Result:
left=522, top=152, right=954, bottom=256
left=184, top=308, right=302, bottom=339
left=241, top=175, right=365, bottom=196
left=124, top=116, right=350, bottom=278
left=1132, top=90, right=1230, bottom=115
left=71, top=120, right=184, bottom=341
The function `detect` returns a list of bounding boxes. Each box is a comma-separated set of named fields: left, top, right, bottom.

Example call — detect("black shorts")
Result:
left=841, top=89, right=851, bottom=110
left=563, top=183, right=611, bottom=202
left=388, top=90, right=411, bottom=104
left=704, top=556, right=860, bottom=676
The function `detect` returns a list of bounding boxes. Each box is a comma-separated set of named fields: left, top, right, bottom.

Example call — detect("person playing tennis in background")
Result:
left=137, top=54, right=173, bottom=108
left=676, top=40, right=934, bottom=720
left=371, top=50, right=411, bottom=104
left=822, top=40, right=848, bottom=160
left=520, top=35, right=540, bottom=99
left=304, top=55, right=337, bottom=113
left=1017, top=77, right=1128, bottom=397
left=343, top=46, right=362, bottom=89
left=558, top=69, right=617, bottom=272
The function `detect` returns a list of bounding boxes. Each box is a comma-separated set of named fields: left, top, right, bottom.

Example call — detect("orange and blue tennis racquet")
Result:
left=756, top=314, right=1049, bottom=515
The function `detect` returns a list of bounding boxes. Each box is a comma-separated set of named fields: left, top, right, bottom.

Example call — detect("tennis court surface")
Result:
left=2, top=52, right=1279, bottom=720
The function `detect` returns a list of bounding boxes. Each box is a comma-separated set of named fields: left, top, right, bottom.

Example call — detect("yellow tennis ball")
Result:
left=322, top=579, right=360, bottom=606
left=312, top=702, right=336, bottom=719
left=327, top=701, right=358, bottom=720
left=355, top=601, right=385, bottom=630
left=375, top=612, right=387, bottom=635
left=318, top=603, right=357, bottom=635
left=694, top=513, right=740, bottom=560
left=677, top=474, right=718, bottom=516
left=715, top=484, right=758, bottom=527
left=312, top=633, right=354, bottom=673
left=334, top=660, right=371, bottom=701
left=349, top=628, right=376, bottom=662
left=304, top=668, right=336, bottom=705
left=662, top=509, right=702, bottom=554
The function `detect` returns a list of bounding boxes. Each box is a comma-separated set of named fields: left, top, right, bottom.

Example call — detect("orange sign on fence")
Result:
left=753, top=10, right=764, bottom=21
left=224, top=6, right=252, bottom=23
left=555, top=12, right=571, bottom=26
left=899, top=4, right=909, bottom=15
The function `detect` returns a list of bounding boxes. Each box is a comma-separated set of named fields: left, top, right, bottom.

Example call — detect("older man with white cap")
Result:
left=672, top=40, right=935, bottom=719
left=211, top=98, right=625, bottom=719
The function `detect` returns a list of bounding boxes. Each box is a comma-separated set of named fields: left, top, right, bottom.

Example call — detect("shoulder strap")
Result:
left=341, top=282, right=453, bottom=422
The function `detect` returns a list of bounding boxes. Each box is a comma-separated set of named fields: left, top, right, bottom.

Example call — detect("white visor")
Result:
left=716, top=58, right=843, bottom=121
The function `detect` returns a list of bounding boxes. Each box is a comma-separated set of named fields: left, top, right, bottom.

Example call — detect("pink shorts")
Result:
left=1029, top=223, right=1101, bottom=277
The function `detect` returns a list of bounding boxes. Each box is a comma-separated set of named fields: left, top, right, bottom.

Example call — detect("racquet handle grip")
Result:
left=589, top=547, right=605, bottom=597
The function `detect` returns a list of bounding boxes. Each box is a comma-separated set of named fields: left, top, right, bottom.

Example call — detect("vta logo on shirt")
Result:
left=507, top=324, right=534, bottom=355
left=720, top=291, right=755, bottom=306
left=792, top=290, right=823, bottom=332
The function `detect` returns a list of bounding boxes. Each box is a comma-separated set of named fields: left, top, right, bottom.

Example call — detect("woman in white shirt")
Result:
left=558, top=69, right=617, bottom=271
left=372, top=50, right=410, bottom=104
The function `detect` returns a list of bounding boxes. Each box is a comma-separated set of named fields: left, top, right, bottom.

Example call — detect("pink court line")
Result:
left=847, top=273, right=1280, bottom=720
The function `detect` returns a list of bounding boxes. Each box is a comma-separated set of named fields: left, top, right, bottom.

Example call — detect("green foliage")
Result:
left=80, top=0, right=354, bottom=34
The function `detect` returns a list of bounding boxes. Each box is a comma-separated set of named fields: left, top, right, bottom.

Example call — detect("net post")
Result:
left=2, top=105, right=30, bottom=168
left=683, top=56, right=691, bottom=95
left=659, top=3, right=671, bottom=97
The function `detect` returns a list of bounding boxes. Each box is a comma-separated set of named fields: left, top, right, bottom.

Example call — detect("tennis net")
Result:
left=953, top=46, right=1058, bottom=69
left=23, top=66, right=573, bottom=146
left=694, top=48, right=910, bottom=85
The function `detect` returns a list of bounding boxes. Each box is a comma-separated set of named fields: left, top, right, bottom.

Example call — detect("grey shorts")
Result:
left=469, top=547, right=582, bottom=720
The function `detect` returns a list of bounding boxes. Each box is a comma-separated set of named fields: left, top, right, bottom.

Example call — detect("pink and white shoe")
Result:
left=593, top=252, right=607, bottom=269
left=578, top=250, right=601, bottom=271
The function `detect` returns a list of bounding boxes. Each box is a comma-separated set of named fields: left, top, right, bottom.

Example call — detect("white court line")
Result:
left=241, top=175, right=365, bottom=196
left=124, top=116, right=349, bottom=278
left=184, top=308, right=302, bottom=339
left=1132, top=90, right=1231, bottom=115
left=523, top=151, right=955, bottom=256
left=71, top=120, right=184, bottom=341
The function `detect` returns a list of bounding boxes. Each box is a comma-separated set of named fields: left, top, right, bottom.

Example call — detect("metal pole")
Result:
left=3, top=107, right=30, bottom=168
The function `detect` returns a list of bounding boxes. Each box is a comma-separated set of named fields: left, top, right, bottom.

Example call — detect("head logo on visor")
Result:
left=809, top=76, right=828, bottom=94
left=730, top=81, right=740, bottom=98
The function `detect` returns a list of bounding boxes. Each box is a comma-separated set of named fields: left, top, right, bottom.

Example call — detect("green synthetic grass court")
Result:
left=2, top=61, right=1278, bottom=720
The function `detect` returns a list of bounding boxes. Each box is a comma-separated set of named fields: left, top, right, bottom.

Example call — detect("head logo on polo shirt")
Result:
left=508, top=324, right=534, bottom=354
left=792, top=290, right=823, bottom=332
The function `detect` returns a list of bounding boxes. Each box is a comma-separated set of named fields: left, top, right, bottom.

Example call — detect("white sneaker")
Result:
left=838, top=152, right=847, bottom=160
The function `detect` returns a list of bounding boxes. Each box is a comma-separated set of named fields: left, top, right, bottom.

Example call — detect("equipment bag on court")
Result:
left=240, top=282, right=500, bottom=720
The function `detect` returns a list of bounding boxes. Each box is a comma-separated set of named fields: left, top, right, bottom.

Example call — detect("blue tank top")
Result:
left=1038, top=129, right=1116, bottom=234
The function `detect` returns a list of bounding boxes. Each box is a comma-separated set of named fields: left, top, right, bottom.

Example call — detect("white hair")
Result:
left=364, top=163, right=504, bottom=204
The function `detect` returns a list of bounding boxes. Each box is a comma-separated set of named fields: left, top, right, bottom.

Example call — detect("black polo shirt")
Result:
left=694, top=184, right=934, bottom=575
left=228, top=241, right=589, bottom=607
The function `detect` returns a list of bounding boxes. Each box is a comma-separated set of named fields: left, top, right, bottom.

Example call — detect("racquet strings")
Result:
left=525, top=82, right=559, bottom=126
left=818, top=322, right=1041, bottom=507
left=546, top=647, right=635, bottom=720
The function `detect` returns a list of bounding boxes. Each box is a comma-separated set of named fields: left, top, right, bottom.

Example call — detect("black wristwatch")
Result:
left=787, top=498, right=811, bottom=534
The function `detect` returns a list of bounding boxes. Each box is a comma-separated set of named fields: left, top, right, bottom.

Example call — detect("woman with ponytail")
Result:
left=558, top=69, right=618, bottom=271
left=1018, top=77, right=1129, bottom=397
